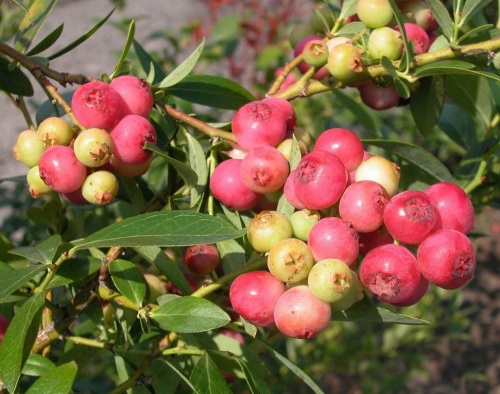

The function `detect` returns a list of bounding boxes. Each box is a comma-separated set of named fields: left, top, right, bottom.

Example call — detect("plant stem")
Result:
left=463, top=141, right=500, bottom=195
left=97, top=286, right=140, bottom=312
left=16, top=96, right=36, bottom=130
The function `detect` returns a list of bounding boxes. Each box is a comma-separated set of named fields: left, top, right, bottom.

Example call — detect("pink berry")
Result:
left=417, top=229, right=476, bottom=290
left=229, top=271, right=286, bottom=327
left=61, top=187, right=89, bottom=205
left=110, top=115, right=156, bottom=165
left=168, top=272, right=198, bottom=296
left=263, top=97, right=297, bottom=137
left=39, top=146, right=87, bottom=193
left=358, top=225, right=394, bottom=256
left=222, top=141, right=248, bottom=160
left=232, top=101, right=287, bottom=150
left=273, top=285, right=331, bottom=339
left=183, top=244, right=220, bottom=276
left=308, top=217, right=360, bottom=268
left=394, top=23, right=430, bottom=55
left=339, top=180, right=390, bottom=233
left=314, top=128, right=364, bottom=172
left=359, top=244, right=422, bottom=303
left=71, top=81, right=122, bottom=129
left=294, top=36, right=331, bottom=80
left=283, top=170, right=306, bottom=210
left=391, top=275, right=429, bottom=307
left=384, top=190, right=439, bottom=244
left=293, top=150, right=347, bottom=210
left=109, top=155, right=153, bottom=177
left=358, top=80, right=401, bottom=110
left=110, top=75, right=154, bottom=118
left=424, top=182, right=474, bottom=234
left=240, top=146, right=289, bottom=194
left=210, top=159, right=261, bottom=211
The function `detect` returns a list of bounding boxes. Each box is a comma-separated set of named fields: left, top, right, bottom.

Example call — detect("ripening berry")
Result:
left=109, top=155, right=153, bottom=177
left=398, top=0, right=438, bottom=32
left=308, top=258, right=354, bottom=303
left=39, top=146, right=87, bottom=193
left=37, top=117, right=74, bottom=148
left=232, top=101, right=287, bottom=150
left=263, top=97, right=297, bottom=137
left=110, top=115, right=156, bottom=165
left=71, top=81, right=122, bottom=129
left=313, top=128, right=364, bottom=172
left=74, top=128, right=113, bottom=167
left=27, top=165, right=53, bottom=198
left=367, top=27, right=403, bottom=60
left=358, top=225, right=394, bottom=256
left=0, top=314, right=10, bottom=343
left=294, top=36, right=331, bottom=80
left=356, top=0, right=394, bottom=28
left=248, top=210, right=292, bottom=253
left=13, top=130, right=46, bottom=168
left=391, top=275, right=429, bottom=307
left=302, top=40, right=329, bottom=67
left=110, top=75, right=154, bottom=118
left=358, top=80, right=401, bottom=110
left=289, top=209, right=321, bottom=241
left=268, top=238, right=314, bottom=283
left=330, top=271, right=365, bottom=311
left=326, top=43, right=365, bottom=83
left=81, top=170, right=119, bottom=205
left=394, top=23, right=430, bottom=55
left=354, top=155, right=400, bottom=197
left=183, top=244, right=221, bottom=276
left=284, top=170, right=306, bottom=210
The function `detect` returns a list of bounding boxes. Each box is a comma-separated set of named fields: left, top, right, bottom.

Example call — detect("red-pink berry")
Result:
left=359, top=244, right=422, bottom=303
left=0, top=314, right=9, bottom=343
left=308, top=217, right=360, bottom=268
left=232, top=101, right=287, bottom=151
left=71, top=81, right=121, bottom=129
left=263, top=97, right=297, bottom=138
left=110, top=115, right=156, bottom=165
left=284, top=170, right=306, bottom=210
left=229, top=271, right=286, bottom=327
left=109, top=75, right=154, bottom=118
left=241, top=146, right=289, bottom=194
left=39, top=146, right=87, bottom=193
left=314, top=128, right=364, bottom=172
left=391, top=275, right=429, bottom=307
left=293, top=150, right=347, bottom=210
left=210, top=159, right=261, bottom=211
left=358, top=80, right=401, bottom=110
left=424, top=182, right=474, bottom=234
left=394, top=23, right=430, bottom=55
left=358, top=226, right=394, bottom=256
left=384, top=190, right=439, bottom=244
left=273, top=285, right=331, bottom=339
left=417, top=229, right=476, bottom=290
left=183, top=244, right=220, bottom=276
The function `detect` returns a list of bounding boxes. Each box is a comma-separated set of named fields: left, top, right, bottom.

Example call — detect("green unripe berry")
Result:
left=290, top=209, right=321, bottom=241
left=74, top=128, right=114, bottom=167
left=82, top=171, right=119, bottom=205
left=37, top=117, right=74, bottom=148
left=326, top=43, right=365, bottom=83
left=247, top=210, right=293, bottom=253
left=13, top=130, right=46, bottom=168
left=27, top=165, right=53, bottom=198
left=356, top=0, right=394, bottom=28
left=330, top=271, right=364, bottom=311
left=267, top=238, right=314, bottom=283
left=308, top=258, right=354, bottom=303
left=368, top=27, right=403, bottom=60
left=303, top=40, right=329, bottom=67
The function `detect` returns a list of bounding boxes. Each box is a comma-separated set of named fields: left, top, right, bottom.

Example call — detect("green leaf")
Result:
left=0, top=57, right=34, bottom=96
left=388, top=0, right=413, bottom=71
left=240, top=316, right=258, bottom=338
left=47, top=8, right=115, bottom=60
left=445, top=74, right=492, bottom=127
left=331, top=299, right=430, bottom=325
left=216, top=239, right=245, bottom=274
left=25, top=362, right=78, bottom=394
left=0, top=264, right=47, bottom=301
left=438, top=103, right=477, bottom=150
left=110, top=20, right=135, bottom=79
left=22, top=354, right=56, bottom=377
left=426, top=0, right=454, bottom=41
left=158, top=38, right=205, bottom=89
left=460, top=0, right=492, bottom=27
left=410, top=75, right=446, bottom=136
left=135, top=246, right=192, bottom=296
left=118, top=175, right=144, bottom=211
left=211, top=13, right=241, bottom=44
left=380, top=56, right=399, bottom=79
left=151, top=359, right=196, bottom=392
left=72, top=211, right=246, bottom=250
left=26, top=23, right=64, bottom=56
left=457, top=23, right=493, bottom=44
left=35, top=91, right=74, bottom=125
left=413, top=60, right=500, bottom=84
left=339, top=0, right=358, bottom=19
left=133, top=39, right=166, bottom=84
left=334, top=21, right=365, bottom=37
left=147, top=359, right=181, bottom=394
left=109, top=259, right=147, bottom=307
left=184, top=130, right=208, bottom=207
left=167, top=75, right=256, bottom=110
left=258, top=339, right=325, bottom=394
left=14, top=0, right=58, bottom=53
left=394, top=78, right=410, bottom=99
left=150, top=297, right=230, bottom=333
left=144, top=142, right=198, bottom=189
left=236, top=357, right=273, bottom=394
left=190, top=353, right=232, bottom=394
left=46, top=256, right=101, bottom=289
left=0, top=292, right=45, bottom=393
left=9, top=235, right=61, bottom=265
left=10, top=0, right=29, bottom=13
left=362, top=139, right=454, bottom=183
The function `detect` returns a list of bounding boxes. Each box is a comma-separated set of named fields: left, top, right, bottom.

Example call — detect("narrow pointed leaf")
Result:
left=236, top=357, right=273, bottom=394
left=331, top=300, right=430, bottom=325
left=410, top=75, right=446, bottom=136
left=147, top=359, right=181, bottom=394
left=216, top=239, right=245, bottom=274
left=144, top=142, right=198, bottom=188
left=10, top=0, right=29, bottom=13
left=413, top=60, right=500, bottom=84
left=135, top=246, right=192, bottom=295
left=184, top=130, right=208, bottom=208
left=258, top=339, right=325, bottom=394
left=22, top=354, right=56, bottom=377
left=362, top=139, right=454, bottom=183
left=150, top=297, right=230, bottom=333
left=14, top=0, right=58, bottom=53
left=109, top=259, right=147, bottom=307
left=460, top=0, right=492, bottom=27
left=332, top=90, right=381, bottom=137
left=47, top=8, right=115, bottom=60
left=158, top=38, right=206, bottom=88
left=388, top=0, right=413, bottom=70
left=339, top=0, right=358, bottom=19
left=26, top=23, right=64, bottom=56
left=72, top=211, right=246, bottom=250
left=0, top=57, right=34, bottom=96
left=438, top=103, right=477, bottom=150
left=190, top=353, right=232, bottom=394
left=426, top=0, right=454, bottom=41
left=25, top=362, right=78, bottom=394
left=0, top=264, right=47, bottom=301
left=0, top=292, right=45, bottom=393
left=167, top=75, right=256, bottom=110
left=9, top=235, right=61, bottom=265
left=133, top=39, right=166, bottom=84
left=110, top=20, right=135, bottom=79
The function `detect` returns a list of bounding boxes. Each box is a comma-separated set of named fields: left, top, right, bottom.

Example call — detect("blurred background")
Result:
left=1, top=0, right=499, bottom=393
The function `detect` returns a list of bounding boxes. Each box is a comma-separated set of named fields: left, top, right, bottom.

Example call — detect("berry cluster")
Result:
left=290, top=0, right=440, bottom=110
left=13, top=76, right=156, bottom=205
left=219, top=97, right=476, bottom=340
